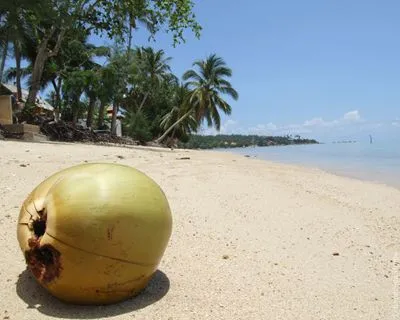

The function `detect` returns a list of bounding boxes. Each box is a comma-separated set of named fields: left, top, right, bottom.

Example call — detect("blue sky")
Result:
left=6, top=0, right=400, bottom=142
left=125, top=0, right=400, bottom=143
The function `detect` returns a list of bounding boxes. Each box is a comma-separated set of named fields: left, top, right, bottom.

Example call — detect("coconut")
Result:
left=17, top=163, right=172, bottom=305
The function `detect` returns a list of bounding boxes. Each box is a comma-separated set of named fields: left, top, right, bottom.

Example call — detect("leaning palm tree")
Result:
left=156, top=54, right=238, bottom=143
left=159, top=84, right=198, bottom=140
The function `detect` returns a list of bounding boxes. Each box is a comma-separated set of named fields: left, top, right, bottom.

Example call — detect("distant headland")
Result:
left=179, top=134, right=319, bottom=149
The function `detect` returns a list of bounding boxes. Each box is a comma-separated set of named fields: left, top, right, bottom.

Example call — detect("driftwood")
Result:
left=1, top=116, right=166, bottom=148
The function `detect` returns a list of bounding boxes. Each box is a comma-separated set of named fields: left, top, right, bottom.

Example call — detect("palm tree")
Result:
left=156, top=54, right=238, bottom=143
left=0, top=21, right=9, bottom=83
left=3, top=6, right=34, bottom=101
left=133, top=47, right=172, bottom=112
left=5, top=27, right=109, bottom=122
left=159, top=84, right=198, bottom=141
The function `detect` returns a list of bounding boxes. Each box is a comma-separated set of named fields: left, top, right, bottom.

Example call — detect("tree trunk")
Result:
left=155, top=108, right=193, bottom=143
left=72, top=111, right=78, bottom=125
left=55, top=77, right=62, bottom=121
left=27, top=39, right=50, bottom=106
left=27, top=26, right=65, bottom=106
left=86, top=95, right=96, bottom=128
left=0, top=36, right=8, bottom=83
left=72, top=96, right=79, bottom=125
left=110, top=102, right=118, bottom=136
left=137, top=92, right=149, bottom=112
left=171, top=126, right=177, bottom=140
left=51, top=78, right=62, bottom=121
left=97, top=99, right=106, bottom=129
left=14, top=40, right=22, bottom=101
left=127, top=26, right=133, bottom=56
left=126, top=17, right=135, bottom=58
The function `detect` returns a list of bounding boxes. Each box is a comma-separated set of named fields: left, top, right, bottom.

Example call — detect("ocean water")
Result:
left=221, top=141, right=400, bottom=189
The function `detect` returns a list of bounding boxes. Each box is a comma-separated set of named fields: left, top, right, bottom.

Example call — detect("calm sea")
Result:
left=219, top=140, right=400, bottom=189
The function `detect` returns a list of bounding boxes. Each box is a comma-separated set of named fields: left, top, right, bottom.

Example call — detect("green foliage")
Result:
left=179, top=135, right=319, bottom=149
left=122, top=111, right=152, bottom=142
left=79, top=0, right=201, bottom=46
left=1, top=0, right=201, bottom=110
left=160, top=84, right=198, bottom=138
left=156, top=54, right=238, bottom=143
left=183, top=54, right=238, bottom=129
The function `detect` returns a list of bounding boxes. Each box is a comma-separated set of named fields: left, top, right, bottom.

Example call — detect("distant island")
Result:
left=178, top=134, right=319, bottom=149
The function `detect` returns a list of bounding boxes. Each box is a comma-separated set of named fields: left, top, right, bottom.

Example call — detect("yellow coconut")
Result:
left=17, top=163, right=172, bottom=305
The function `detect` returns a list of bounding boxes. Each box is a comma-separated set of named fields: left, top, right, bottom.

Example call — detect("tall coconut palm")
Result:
left=4, top=7, right=33, bottom=101
left=0, top=24, right=9, bottom=83
left=156, top=54, right=238, bottom=143
left=133, top=47, right=172, bottom=112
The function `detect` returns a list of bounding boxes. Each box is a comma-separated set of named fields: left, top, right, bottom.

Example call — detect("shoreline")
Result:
left=6, top=139, right=399, bottom=191
left=216, top=145, right=400, bottom=191
left=11, top=139, right=400, bottom=190
left=222, top=150, right=400, bottom=193
left=1, top=140, right=400, bottom=319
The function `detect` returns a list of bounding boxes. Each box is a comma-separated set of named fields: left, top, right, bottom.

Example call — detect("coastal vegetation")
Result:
left=178, top=134, right=319, bottom=149
left=0, top=1, right=319, bottom=148
left=0, top=1, right=238, bottom=145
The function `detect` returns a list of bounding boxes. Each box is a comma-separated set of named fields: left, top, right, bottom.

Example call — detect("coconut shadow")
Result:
left=16, top=269, right=170, bottom=319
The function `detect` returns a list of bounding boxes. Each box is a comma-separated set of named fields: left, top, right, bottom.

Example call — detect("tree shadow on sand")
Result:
left=16, top=269, right=170, bottom=319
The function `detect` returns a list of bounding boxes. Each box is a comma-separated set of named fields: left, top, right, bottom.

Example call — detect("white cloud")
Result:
left=220, top=119, right=238, bottom=133
left=242, top=110, right=364, bottom=137
left=200, top=119, right=239, bottom=135
left=198, top=110, right=396, bottom=139
left=343, top=110, right=361, bottom=122
left=247, top=123, right=277, bottom=135
left=299, top=110, right=361, bottom=130
left=303, top=117, right=325, bottom=127
left=225, top=119, right=237, bottom=126
left=302, top=117, right=339, bottom=127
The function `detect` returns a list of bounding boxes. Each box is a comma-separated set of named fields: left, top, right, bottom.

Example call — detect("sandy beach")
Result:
left=1, top=140, right=399, bottom=320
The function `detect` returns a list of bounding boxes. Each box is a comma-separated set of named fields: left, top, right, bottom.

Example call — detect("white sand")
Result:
left=0, top=140, right=399, bottom=319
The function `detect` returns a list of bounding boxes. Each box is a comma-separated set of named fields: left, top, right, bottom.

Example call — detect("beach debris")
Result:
left=17, top=163, right=172, bottom=305
left=116, top=155, right=125, bottom=159
left=332, top=252, right=340, bottom=256
left=0, top=123, right=22, bottom=139
left=222, top=254, right=230, bottom=259
left=19, top=164, right=28, bottom=167
left=177, top=157, right=191, bottom=160
left=38, top=120, right=138, bottom=145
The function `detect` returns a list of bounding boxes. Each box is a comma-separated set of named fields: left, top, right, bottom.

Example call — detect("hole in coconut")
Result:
left=26, top=211, right=61, bottom=283
left=25, top=244, right=62, bottom=284
left=32, top=217, right=46, bottom=237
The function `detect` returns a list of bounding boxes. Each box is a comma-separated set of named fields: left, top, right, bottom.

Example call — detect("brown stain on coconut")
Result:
left=107, top=226, right=115, bottom=240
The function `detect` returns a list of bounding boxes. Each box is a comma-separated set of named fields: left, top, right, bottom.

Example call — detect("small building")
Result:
left=0, top=83, right=54, bottom=125
left=0, top=83, right=53, bottom=141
